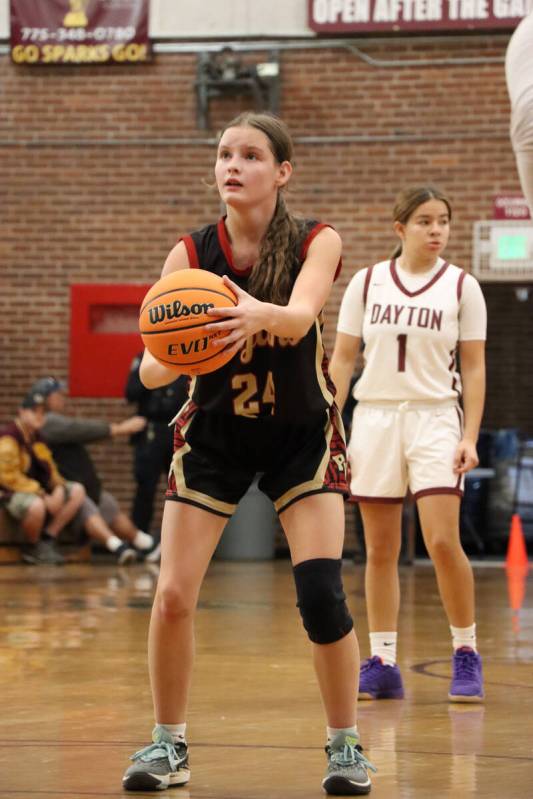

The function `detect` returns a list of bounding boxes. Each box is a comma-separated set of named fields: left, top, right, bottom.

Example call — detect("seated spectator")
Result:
left=31, top=377, right=157, bottom=562
left=0, top=391, right=85, bottom=564
left=75, top=490, right=153, bottom=565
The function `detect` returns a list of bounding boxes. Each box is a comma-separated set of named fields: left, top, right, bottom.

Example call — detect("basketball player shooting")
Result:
left=122, top=112, right=376, bottom=796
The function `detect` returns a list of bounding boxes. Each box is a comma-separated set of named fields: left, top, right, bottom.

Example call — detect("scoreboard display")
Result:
left=472, top=221, right=533, bottom=282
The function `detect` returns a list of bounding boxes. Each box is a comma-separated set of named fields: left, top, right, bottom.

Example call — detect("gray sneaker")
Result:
left=122, top=725, right=190, bottom=791
left=322, top=731, right=376, bottom=795
left=22, top=539, right=65, bottom=565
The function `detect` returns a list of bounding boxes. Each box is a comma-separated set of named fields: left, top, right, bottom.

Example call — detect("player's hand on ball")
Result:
left=206, top=275, right=268, bottom=353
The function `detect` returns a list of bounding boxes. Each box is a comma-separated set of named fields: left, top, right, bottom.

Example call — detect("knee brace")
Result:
left=293, top=558, right=353, bottom=645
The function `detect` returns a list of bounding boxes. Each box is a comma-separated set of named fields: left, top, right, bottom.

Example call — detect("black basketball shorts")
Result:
left=166, top=400, right=349, bottom=516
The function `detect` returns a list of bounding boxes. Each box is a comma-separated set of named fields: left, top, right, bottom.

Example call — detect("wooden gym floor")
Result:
left=0, top=559, right=531, bottom=799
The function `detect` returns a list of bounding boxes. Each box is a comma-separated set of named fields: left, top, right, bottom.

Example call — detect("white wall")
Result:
left=151, top=0, right=312, bottom=37
left=0, top=0, right=8, bottom=39
left=0, top=0, right=313, bottom=40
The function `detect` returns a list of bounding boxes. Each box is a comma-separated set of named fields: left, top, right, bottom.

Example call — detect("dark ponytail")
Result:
left=391, top=243, right=403, bottom=259
left=248, top=195, right=306, bottom=304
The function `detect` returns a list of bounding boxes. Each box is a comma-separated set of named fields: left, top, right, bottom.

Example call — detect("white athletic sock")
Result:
left=157, top=722, right=187, bottom=744
left=450, top=623, right=477, bottom=652
left=133, top=530, right=153, bottom=550
left=327, top=726, right=359, bottom=745
left=370, top=631, right=397, bottom=666
left=106, top=535, right=123, bottom=553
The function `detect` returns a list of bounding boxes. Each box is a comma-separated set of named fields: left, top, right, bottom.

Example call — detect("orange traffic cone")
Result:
left=506, top=566, right=528, bottom=634
left=506, top=566, right=528, bottom=612
left=505, top=514, right=529, bottom=572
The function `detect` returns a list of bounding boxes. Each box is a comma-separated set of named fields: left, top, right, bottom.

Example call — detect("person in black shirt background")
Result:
left=125, top=352, right=189, bottom=537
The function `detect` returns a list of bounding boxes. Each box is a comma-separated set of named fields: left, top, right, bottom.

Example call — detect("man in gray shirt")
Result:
left=32, top=377, right=156, bottom=564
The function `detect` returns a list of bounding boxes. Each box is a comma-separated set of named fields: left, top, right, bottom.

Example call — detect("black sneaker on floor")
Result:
left=143, top=541, right=161, bottom=563
left=22, top=539, right=65, bottom=565
left=123, top=725, right=190, bottom=791
left=115, top=543, right=137, bottom=566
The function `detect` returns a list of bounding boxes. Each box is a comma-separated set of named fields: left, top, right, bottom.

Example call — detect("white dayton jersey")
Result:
left=337, top=258, right=487, bottom=403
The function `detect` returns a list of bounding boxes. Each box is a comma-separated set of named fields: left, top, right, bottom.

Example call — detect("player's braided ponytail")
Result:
left=249, top=194, right=306, bottom=305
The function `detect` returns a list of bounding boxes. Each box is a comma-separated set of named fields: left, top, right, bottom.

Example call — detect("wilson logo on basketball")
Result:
left=148, top=300, right=215, bottom=325
left=139, top=269, right=237, bottom=375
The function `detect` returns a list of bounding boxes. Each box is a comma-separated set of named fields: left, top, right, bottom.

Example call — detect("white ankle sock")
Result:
left=133, top=530, right=153, bottom=550
left=450, top=623, right=477, bottom=652
left=370, top=631, right=397, bottom=666
left=157, top=722, right=187, bottom=744
left=327, top=726, right=359, bottom=745
left=106, top=535, right=123, bottom=553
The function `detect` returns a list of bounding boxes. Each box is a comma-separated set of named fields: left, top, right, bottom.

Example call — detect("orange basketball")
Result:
left=139, top=269, right=238, bottom=375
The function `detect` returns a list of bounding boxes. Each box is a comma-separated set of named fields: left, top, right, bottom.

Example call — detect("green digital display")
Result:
left=497, top=234, right=528, bottom=260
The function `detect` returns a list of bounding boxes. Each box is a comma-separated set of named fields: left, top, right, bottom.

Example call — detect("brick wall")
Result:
left=1, top=34, right=531, bottom=534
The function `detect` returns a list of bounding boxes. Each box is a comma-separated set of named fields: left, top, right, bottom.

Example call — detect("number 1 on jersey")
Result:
left=397, top=334, right=407, bottom=372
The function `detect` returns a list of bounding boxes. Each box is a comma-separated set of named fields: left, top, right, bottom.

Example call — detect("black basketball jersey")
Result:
left=179, top=217, right=340, bottom=422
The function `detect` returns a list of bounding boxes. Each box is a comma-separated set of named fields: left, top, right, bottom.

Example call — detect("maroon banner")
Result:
left=308, top=0, right=531, bottom=33
left=10, top=0, right=149, bottom=65
left=493, top=194, right=531, bottom=220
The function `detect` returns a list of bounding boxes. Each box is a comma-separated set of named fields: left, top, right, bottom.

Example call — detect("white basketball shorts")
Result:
left=347, top=401, right=465, bottom=502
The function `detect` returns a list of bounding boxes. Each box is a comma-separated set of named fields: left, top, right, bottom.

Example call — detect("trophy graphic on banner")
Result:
left=63, top=0, right=89, bottom=28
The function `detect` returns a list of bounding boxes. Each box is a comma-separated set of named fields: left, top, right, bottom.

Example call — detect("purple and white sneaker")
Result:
left=449, top=647, right=484, bottom=702
left=358, top=656, right=405, bottom=700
